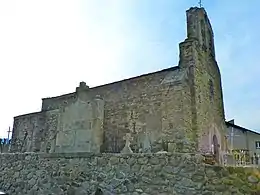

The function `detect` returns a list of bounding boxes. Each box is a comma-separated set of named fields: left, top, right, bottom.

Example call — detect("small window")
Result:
left=200, top=19, right=206, bottom=48
left=209, top=79, right=214, bottom=101
left=256, top=141, right=260, bottom=149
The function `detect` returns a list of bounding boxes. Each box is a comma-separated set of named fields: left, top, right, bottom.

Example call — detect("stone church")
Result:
left=10, top=7, right=227, bottom=158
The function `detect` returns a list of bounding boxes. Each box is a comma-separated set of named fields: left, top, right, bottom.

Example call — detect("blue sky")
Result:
left=0, top=0, right=259, bottom=137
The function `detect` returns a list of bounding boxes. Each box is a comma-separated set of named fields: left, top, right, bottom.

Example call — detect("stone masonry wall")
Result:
left=179, top=39, right=226, bottom=154
left=0, top=152, right=260, bottom=195
left=179, top=7, right=227, bottom=154
left=39, top=67, right=195, bottom=153
left=11, top=109, right=60, bottom=153
left=41, top=93, right=76, bottom=111
left=11, top=112, right=46, bottom=152
left=193, top=32, right=226, bottom=153
left=92, top=68, right=193, bottom=153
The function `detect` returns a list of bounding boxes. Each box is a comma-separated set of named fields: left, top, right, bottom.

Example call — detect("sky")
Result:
left=0, top=0, right=259, bottom=138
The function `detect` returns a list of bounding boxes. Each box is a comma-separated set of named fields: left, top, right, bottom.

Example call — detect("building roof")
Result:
left=226, top=121, right=260, bottom=136
left=42, top=66, right=179, bottom=100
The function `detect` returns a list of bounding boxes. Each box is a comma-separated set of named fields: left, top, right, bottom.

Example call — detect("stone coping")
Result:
left=0, top=152, right=203, bottom=159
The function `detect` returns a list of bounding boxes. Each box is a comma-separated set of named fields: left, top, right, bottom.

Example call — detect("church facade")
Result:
left=10, top=7, right=227, bottom=158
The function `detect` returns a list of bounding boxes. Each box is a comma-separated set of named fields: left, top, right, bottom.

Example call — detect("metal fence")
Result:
left=223, top=151, right=260, bottom=167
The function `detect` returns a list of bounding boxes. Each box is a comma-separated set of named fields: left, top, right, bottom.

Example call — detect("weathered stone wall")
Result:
left=10, top=110, right=60, bottom=153
left=11, top=93, right=105, bottom=154
left=93, top=68, right=194, bottom=153
left=11, top=112, right=46, bottom=152
left=55, top=94, right=105, bottom=153
left=38, top=67, right=194, bottom=153
left=0, top=152, right=259, bottom=195
left=41, top=92, right=76, bottom=111
left=179, top=7, right=226, bottom=154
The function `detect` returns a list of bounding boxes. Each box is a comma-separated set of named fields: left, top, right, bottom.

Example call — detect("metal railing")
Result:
left=222, top=150, right=260, bottom=167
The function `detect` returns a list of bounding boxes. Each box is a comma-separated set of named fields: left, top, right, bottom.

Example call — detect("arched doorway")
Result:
left=212, top=135, right=220, bottom=163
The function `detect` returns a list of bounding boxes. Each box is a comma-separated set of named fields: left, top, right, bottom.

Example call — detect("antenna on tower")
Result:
left=198, top=0, right=202, bottom=8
